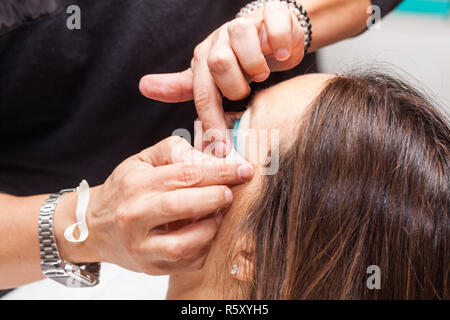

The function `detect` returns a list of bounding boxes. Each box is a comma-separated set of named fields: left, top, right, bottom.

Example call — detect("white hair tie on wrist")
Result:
left=64, top=179, right=90, bottom=243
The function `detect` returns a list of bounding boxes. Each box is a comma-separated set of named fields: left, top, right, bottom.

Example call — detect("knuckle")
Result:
left=166, top=135, right=185, bottom=147
left=247, top=59, right=269, bottom=76
left=166, top=241, right=185, bottom=261
left=205, top=220, right=219, bottom=240
left=115, top=207, right=135, bottom=230
left=207, top=50, right=233, bottom=75
left=229, top=85, right=251, bottom=101
left=193, top=44, right=205, bottom=63
left=217, top=164, right=233, bottom=181
left=193, top=86, right=210, bottom=110
left=165, top=136, right=188, bottom=162
left=228, top=18, right=251, bottom=37
left=121, top=173, right=138, bottom=193
left=179, top=163, right=202, bottom=186
left=159, top=194, right=177, bottom=217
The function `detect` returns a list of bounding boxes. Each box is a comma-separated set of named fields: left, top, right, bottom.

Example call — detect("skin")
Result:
left=1, top=0, right=372, bottom=289
left=166, top=73, right=334, bottom=299
left=0, top=137, right=254, bottom=289
left=140, top=0, right=371, bottom=155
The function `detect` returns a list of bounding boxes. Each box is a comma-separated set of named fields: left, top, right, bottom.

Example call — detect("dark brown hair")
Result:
left=241, top=72, right=449, bottom=299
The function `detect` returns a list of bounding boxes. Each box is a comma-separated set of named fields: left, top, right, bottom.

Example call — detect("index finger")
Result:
left=192, top=46, right=231, bottom=157
left=136, top=136, right=216, bottom=167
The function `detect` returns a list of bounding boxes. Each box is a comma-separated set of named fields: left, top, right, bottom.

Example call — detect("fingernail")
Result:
left=224, top=188, right=233, bottom=203
left=238, top=163, right=254, bottom=180
left=253, top=72, right=269, bottom=82
left=275, top=48, right=290, bottom=61
left=224, top=136, right=234, bottom=156
left=214, top=141, right=227, bottom=157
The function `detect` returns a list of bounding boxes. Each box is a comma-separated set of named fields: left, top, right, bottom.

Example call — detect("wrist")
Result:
left=53, top=188, right=100, bottom=264
left=298, top=0, right=372, bottom=51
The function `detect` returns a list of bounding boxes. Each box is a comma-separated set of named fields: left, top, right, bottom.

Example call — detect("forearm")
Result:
left=301, top=0, right=372, bottom=52
left=0, top=190, right=98, bottom=289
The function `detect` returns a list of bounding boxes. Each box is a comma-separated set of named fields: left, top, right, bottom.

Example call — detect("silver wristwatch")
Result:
left=38, top=188, right=100, bottom=287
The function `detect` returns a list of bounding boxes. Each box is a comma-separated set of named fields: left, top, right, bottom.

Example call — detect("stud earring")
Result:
left=231, top=264, right=238, bottom=275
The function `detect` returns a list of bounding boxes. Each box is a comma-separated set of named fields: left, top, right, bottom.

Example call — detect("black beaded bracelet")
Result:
left=236, top=0, right=312, bottom=54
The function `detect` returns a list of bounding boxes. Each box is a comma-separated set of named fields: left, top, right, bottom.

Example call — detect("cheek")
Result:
left=202, top=173, right=262, bottom=274
left=220, top=171, right=263, bottom=230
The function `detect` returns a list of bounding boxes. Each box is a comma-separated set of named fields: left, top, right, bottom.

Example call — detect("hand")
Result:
left=139, top=1, right=305, bottom=156
left=56, top=136, right=254, bottom=275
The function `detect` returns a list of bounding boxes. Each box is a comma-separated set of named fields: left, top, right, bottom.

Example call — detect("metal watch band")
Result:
left=38, top=188, right=100, bottom=287
left=38, top=189, right=75, bottom=264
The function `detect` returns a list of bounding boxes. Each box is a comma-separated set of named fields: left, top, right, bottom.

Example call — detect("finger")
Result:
left=192, top=44, right=230, bottom=157
left=146, top=217, right=219, bottom=269
left=265, top=14, right=305, bottom=72
left=148, top=160, right=254, bottom=190
left=139, top=69, right=194, bottom=102
left=136, top=136, right=216, bottom=166
left=264, top=1, right=292, bottom=61
left=290, top=12, right=305, bottom=51
left=227, top=18, right=270, bottom=82
left=194, top=119, right=204, bottom=151
left=194, top=113, right=243, bottom=152
left=150, top=187, right=229, bottom=228
left=258, top=22, right=273, bottom=56
left=146, top=244, right=211, bottom=274
left=207, top=27, right=250, bottom=100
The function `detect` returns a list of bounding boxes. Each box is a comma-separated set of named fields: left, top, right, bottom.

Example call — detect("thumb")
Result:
left=139, top=68, right=194, bottom=103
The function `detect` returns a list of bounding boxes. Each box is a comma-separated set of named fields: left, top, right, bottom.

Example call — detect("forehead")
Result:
left=250, top=73, right=334, bottom=137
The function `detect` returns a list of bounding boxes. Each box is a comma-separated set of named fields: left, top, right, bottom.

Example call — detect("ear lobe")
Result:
left=231, top=251, right=254, bottom=282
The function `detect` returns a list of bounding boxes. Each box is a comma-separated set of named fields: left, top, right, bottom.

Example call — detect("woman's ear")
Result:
left=230, top=250, right=254, bottom=282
